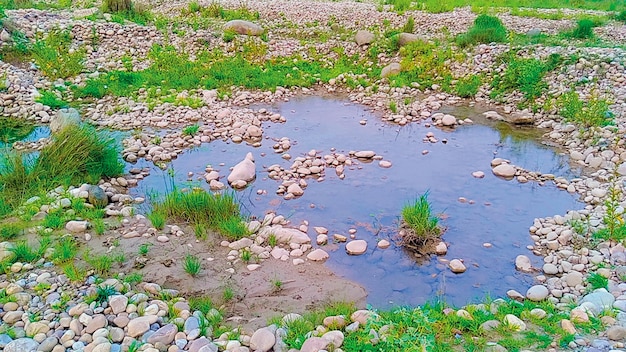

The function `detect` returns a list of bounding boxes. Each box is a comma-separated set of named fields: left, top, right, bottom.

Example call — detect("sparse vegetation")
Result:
left=491, top=52, right=561, bottom=103
left=32, top=29, right=86, bottom=79
left=454, top=75, right=482, bottom=98
left=182, top=124, right=199, bottom=136
left=558, top=90, right=613, bottom=128
left=587, top=273, right=608, bottom=291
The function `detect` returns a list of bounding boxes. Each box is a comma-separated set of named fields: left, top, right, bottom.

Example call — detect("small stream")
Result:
left=132, top=96, right=582, bottom=308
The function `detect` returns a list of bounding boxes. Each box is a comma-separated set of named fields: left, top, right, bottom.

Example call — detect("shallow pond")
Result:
left=133, top=96, right=582, bottom=308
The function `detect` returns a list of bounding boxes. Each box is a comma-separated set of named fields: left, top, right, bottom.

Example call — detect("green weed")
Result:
left=62, top=263, right=87, bottom=283
left=491, top=53, right=561, bottom=103
left=183, top=253, right=201, bottom=276
left=454, top=75, right=482, bottom=98
left=85, top=252, right=113, bottom=276
left=567, top=18, right=597, bottom=39
left=138, top=243, right=151, bottom=256
left=557, top=90, right=613, bottom=128
left=32, top=29, right=85, bottom=79
left=92, top=219, right=105, bottom=236
left=457, top=14, right=508, bottom=47
left=35, top=90, right=69, bottom=109
left=9, top=240, right=40, bottom=263
left=0, top=118, right=35, bottom=145
left=223, top=286, right=234, bottom=302
left=240, top=248, right=252, bottom=263
left=0, top=223, right=24, bottom=240
left=392, top=39, right=454, bottom=90
left=189, top=295, right=213, bottom=315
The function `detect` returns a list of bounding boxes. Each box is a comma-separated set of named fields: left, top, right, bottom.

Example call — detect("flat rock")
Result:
left=381, top=63, right=401, bottom=78
left=354, top=30, right=374, bottom=46
left=346, top=240, right=367, bottom=255
left=147, top=324, right=177, bottom=345
left=307, top=249, right=329, bottom=261
left=4, top=338, right=39, bottom=352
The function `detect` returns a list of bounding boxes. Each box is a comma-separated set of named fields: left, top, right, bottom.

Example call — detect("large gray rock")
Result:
left=579, top=289, right=615, bottom=314
left=250, top=326, right=276, bottom=352
left=50, top=108, right=81, bottom=133
left=87, top=185, right=108, bottom=208
left=147, top=324, right=177, bottom=345
left=526, top=285, right=549, bottom=301
left=4, top=338, right=39, bottom=352
left=354, top=30, right=374, bottom=46
left=227, top=152, right=256, bottom=188
left=397, top=33, right=420, bottom=46
left=224, top=20, right=264, bottom=36
left=381, top=63, right=401, bottom=78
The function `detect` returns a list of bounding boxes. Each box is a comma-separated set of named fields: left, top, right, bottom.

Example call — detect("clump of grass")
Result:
left=92, top=219, right=106, bottom=235
left=103, top=0, right=131, bottom=12
left=62, top=264, right=88, bottom=282
left=183, top=254, right=201, bottom=276
left=402, top=16, right=415, bottom=33
left=138, top=243, right=151, bottom=256
left=587, top=273, right=608, bottom=291
left=147, top=210, right=165, bottom=229
left=189, top=295, right=213, bottom=315
left=392, top=39, right=454, bottom=90
left=557, top=90, right=613, bottom=128
left=42, top=211, right=64, bottom=229
left=153, top=188, right=247, bottom=240
left=616, top=10, right=626, bottom=23
left=457, top=14, right=508, bottom=47
left=203, top=2, right=259, bottom=21
left=32, top=29, right=85, bottom=79
left=182, top=124, right=199, bottom=136
left=9, top=240, right=40, bottom=263
left=0, top=124, right=124, bottom=217
left=0, top=223, right=24, bottom=240
left=35, top=90, right=69, bottom=109
left=389, top=101, right=397, bottom=113
left=240, top=248, right=252, bottom=263
left=51, top=237, right=78, bottom=264
left=222, top=287, right=234, bottom=302
left=567, top=18, right=596, bottom=39
left=454, top=75, right=481, bottom=98
left=491, top=53, right=561, bottom=103
left=267, top=233, right=277, bottom=247
left=84, top=252, right=112, bottom=276
left=400, top=193, right=442, bottom=250
left=384, top=0, right=412, bottom=12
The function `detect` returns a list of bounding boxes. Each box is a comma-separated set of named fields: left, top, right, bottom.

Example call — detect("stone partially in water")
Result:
left=346, top=240, right=367, bottom=255
left=88, top=185, right=108, bottom=208
left=492, top=164, right=516, bottom=178
left=449, top=259, right=466, bottom=273
left=228, top=152, right=256, bottom=187
left=50, top=108, right=81, bottom=133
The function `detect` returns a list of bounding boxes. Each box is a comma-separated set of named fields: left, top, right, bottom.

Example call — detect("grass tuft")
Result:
left=32, top=29, right=85, bottom=79
left=557, top=90, right=613, bottom=128
left=400, top=192, right=442, bottom=249
left=457, top=14, right=507, bottom=47
left=183, top=254, right=201, bottom=276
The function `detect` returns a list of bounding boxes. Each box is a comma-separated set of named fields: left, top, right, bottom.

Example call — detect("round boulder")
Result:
left=346, top=240, right=367, bottom=255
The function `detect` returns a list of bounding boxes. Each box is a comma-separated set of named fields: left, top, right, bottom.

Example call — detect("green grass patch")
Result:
left=456, top=14, right=508, bottom=47
left=35, top=90, right=69, bottom=109
left=32, top=29, right=85, bottom=79
left=393, top=0, right=625, bottom=12
left=153, top=187, right=248, bottom=240
left=147, top=210, right=165, bottom=230
left=565, top=18, right=600, bottom=39
left=587, top=272, right=608, bottom=291
left=51, top=236, right=78, bottom=264
left=490, top=52, right=561, bottom=103
left=390, top=40, right=454, bottom=90
left=0, top=125, right=123, bottom=217
left=557, top=90, right=613, bottom=128
left=0, top=222, right=24, bottom=240
left=201, top=2, right=260, bottom=21
left=73, top=44, right=376, bottom=99
left=454, top=75, right=482, bottom=98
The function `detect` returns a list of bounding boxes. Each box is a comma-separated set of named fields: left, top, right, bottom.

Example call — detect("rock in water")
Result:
left=449, top=259, right=466, bottom=273
left=227, top=152, right=256, bottom=188
left=354, top=30, right=375, bottom=46
left=223, top=20, right=264, bottom=36
left=50, top=108, right=81, bottom=133
left=492, top=163, right=516, bottom=178
left=346, top=240, right=367, bottom=255
left=87, top=185, right=108, bottom=208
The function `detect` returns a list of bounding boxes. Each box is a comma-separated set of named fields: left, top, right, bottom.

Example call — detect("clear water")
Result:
left=132, top=96, right=581, bottom=308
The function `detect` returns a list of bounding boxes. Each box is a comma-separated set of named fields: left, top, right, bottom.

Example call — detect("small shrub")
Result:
left=183, top=254, right=201, bottom=276
left=558, top=91, right=613, bottom=128
left=457, top=14, right=508, bottom=47
left=400, top=193, right=442, bottom=249
left=454, top=75, right=481, bottom=98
